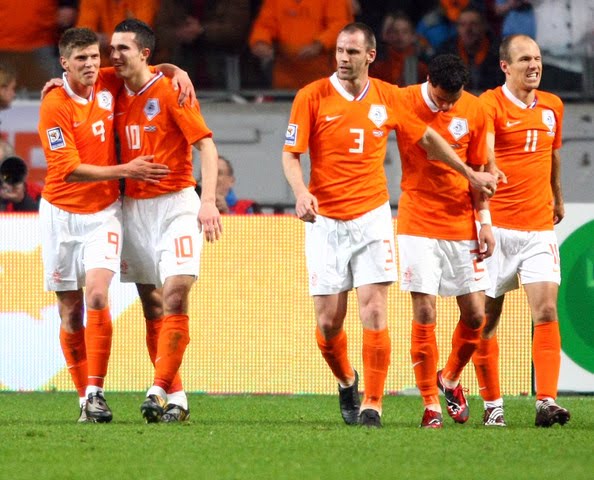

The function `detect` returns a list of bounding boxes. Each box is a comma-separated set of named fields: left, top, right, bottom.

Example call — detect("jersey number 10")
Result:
left=125, top=125, right=142, bottom=150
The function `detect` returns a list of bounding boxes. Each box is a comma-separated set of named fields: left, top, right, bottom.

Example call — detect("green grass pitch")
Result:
left=1, top=393, right=593, bottom=480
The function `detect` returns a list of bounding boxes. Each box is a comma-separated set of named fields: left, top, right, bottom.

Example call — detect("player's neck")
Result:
left=508, top=85, right=536, bottom=106
left=338, top=74, right=369, bottom=98
left=124, top=66, right=154, bottom=93
left=67, top=78, right=93, bottom=100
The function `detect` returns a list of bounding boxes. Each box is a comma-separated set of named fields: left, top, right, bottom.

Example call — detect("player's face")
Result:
left=427, top=83, right=463, bottom=112
left=501, top=37, right=542, bottom=92
left=110, top=32, right=149, bottom=79
left=335, top=30, right=375, bottom=82
left=61, top=44, right=100, bottom=89
left=0, top=79, right=16, bottom=110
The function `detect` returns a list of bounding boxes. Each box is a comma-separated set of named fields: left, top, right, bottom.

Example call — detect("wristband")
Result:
left=478, top=209, right=492, bottom=225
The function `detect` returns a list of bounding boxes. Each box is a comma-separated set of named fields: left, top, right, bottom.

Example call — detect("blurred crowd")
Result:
left=0, top=0, right=592, bottom=94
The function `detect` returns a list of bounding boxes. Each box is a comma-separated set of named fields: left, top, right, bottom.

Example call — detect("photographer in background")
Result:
left=0, top=156, right=42, bottom=212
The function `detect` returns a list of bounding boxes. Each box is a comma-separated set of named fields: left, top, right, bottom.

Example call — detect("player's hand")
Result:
left=125, top=156, right=170, bottom=183
left=553, top=202, right=565, bottom=225
left=478, top=224, right=495, bottom=259
left=469, top=171, right=497, bottom=197
left=171, top=69, right=196, bottom=106
left=41, top=78, right=64, bottom=100
left=198, top=200, right=223, bottom=243
left=489, top=165, right=508, bottom=185
left=251, top=41, right=274, bottom=62
left=298, top=41, right=323, bottom=59
left=295, top=191, right=318, bottom=223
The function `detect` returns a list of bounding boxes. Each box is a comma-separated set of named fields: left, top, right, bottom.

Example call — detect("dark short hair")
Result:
left=59, top=28, right=99, bottom=58
left=428, top=54, right=469, bottom=92
left=0, top=62, right=16, bottom=86
left=0, top=156, right=27, bottom=185
left=340, top=22, right=377, bottom=51
left=114, top=18, right=156, bottom=57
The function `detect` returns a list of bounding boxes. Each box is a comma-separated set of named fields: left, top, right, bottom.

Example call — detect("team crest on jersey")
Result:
left=96, top=89, right=113, bottom=111
left=144, top=98, right=160, bottom=121
left=542, top=109, right=556, bottom=131
left=448, top=117, right=469, bottom=140
left=368, top=104, right=387, bottom=128
left=285, top=123, right=298, bottom=146
left=46, top=127, right=65, bottom=150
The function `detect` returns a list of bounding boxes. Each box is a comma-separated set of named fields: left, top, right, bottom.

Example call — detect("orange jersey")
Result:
left=114, top=73, right=212, bottom=199
left=76, top=0, right=160, bottom=33
left=284, top=74, right=427, bottom=220
left=249, top=0, right=353, bottom=88
left=396, top=83, right=488, bottom=240
left=480, top=85, right=563, bottom=231
left=0, top=0, right=57, bottom=50
left=39, top=69, right=123, bottom=214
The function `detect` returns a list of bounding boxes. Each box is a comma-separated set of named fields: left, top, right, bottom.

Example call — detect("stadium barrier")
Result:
left=1, top=214, right=534, bottom=395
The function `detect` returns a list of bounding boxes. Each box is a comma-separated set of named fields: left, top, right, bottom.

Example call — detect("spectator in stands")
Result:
left=249, top=0, right=353, bottom=89
left=0, top=139, right=15, bottom=160
left=533, top=0, right=593, bottom=92
left=0, top=156, right=42, bottom=212
left=495, top=0, right=536, bottom=39
left=76, top=0, right=160, bottom=64
left=153, top=0, right=251, bottom=89
left=437, top=8, right=503, bottom=91
left=0, top=63, right=17, bottom=111
left=353, top=0, right=434, bottom=37
left=371, top=12, right=429, bottom=86
left=0, top=0, right=75, bottom=90
left=216, top=156, right=259, bottom=214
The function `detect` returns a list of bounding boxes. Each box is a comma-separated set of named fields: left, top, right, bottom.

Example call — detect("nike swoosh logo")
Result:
left=176, top=259, right=192, bottom=265
left=506, top=120, right=521, bottom=127
left=412, top=361, right=423, bottom=368
left=104, top=255, right=118, bottom=260
left=325, top=115, right=342, bottom=122
left=73, top=121, right=83, bottom=128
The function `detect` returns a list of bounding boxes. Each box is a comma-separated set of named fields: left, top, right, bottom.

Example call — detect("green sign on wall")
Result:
left=558, top=220, right=594, bottom=373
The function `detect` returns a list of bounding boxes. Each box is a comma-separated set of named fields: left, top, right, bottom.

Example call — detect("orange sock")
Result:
left=154, top=314, right=190, bottom=391
left=442, top=319, right=483, bottom=383
left=85, top=307, right=112, bottom=388
left=146, top=318, right=184, bottom=394
left=533, top=321, right=561, bottom=400
left=315, top=327, right=354, bottom=385
left=472, top=335, right=501, bottom=401
left=59, top=327, right=87, bottom=397
left=411, top=322, right=439, bottom=406
left=361, top=328, right=391, bottom=412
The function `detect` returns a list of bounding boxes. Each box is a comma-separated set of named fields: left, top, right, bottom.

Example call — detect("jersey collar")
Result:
left=502, top=83, right=537, bottom=109
left=421, top=81, right=440, bottom=112
left=124, top=71, right=164, bottom=96
left=330, top=72, right=370, bottom=101
left=62, top=72, right=93, bottom=105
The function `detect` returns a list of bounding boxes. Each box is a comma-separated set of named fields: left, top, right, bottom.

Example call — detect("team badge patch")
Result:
left=285, top=123, right=298, bottom=146
left=542, top=109, right=556, bottom=131
left=96, top=89, right=113, bottom=111
left=448, top=117, right=469, bottom=140
left=144, top=98, right=161, bottom=121
left=46, top=127, right=66, bottom=150
left=368, top=104, right=387, bottom=128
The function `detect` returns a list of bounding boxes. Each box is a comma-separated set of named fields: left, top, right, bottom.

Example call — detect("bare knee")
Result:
left=85, top=288, right=108, bottom=310
left=57, top=294, right=85, bottom=333
left=533, top=301, right=558, bottom=324
left=461, top=310, right=485, bottom=330
left=414, top=302, right=436, bottom=325
left=360, top=300, right=386, bottom=330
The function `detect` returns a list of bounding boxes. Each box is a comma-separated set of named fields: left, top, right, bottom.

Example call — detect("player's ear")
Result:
left=367, top=48, right=376, bottom=65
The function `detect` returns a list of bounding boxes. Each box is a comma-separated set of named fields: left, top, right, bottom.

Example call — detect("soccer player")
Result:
left=396, top=54, right=494, bottom=429
left=474, top=34, right=570, bottom=427
left=38, top=27, right=170, bottom=423
left=282, top=23, right=497, bottom=428
left=109, top=19, right=222, bottom=423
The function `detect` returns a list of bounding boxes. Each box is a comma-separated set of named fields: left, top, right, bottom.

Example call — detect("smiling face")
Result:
left=501, top=36, right=542, bottom=93
left=60, top=44, right=100, bottom=93
left=110, top=31, right=149, bottom=80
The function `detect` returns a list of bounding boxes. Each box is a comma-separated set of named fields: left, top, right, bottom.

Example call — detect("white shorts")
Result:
left=40, top=198, right=122, bottom=291
left=398, top=235, right=491, bottom=297
left=305, top=201, right=397, bottom=295
left=121, top=187, right=203, bottom=287
left=484, top=227, right=561, bottom=298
